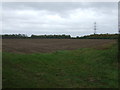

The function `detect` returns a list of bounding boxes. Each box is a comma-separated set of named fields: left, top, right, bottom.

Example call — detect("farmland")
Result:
left=2, top=39, right=117, bottom=53
left=2, top=39, right=118, bottom=88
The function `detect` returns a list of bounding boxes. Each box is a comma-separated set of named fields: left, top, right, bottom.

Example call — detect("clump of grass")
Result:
left=2, top=44, right=118, bottom=88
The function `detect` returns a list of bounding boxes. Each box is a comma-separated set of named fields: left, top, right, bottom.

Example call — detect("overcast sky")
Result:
left=2, top=2, right=118, bottom=37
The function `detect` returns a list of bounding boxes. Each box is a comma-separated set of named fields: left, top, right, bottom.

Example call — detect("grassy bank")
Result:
left=2, top=44, right=118, bottom=88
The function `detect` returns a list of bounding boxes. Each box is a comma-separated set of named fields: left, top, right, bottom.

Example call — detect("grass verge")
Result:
left=2, top=44, right=118, bottom=88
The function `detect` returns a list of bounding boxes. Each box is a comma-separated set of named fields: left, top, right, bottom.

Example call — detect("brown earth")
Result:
left=2, top=39, right=117, bottom=54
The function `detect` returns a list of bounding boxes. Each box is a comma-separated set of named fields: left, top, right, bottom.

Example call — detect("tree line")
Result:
left=1, top=34, right=28, bottom=39
left=76, top=34, right=118, bottom=39
left=1, top=33, right=119, bottom=39
left=1, top=34, right=71, bottom=39
left=31, top=34, right=71, bottom=39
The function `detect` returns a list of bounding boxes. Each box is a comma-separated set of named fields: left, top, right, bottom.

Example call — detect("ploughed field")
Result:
left=2, top=39, right=117, bottom=53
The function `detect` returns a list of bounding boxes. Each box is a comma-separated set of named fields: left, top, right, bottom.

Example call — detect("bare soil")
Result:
left=2, top=39, right=117, bottom=54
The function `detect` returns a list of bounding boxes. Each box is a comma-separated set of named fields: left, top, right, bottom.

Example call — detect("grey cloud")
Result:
left=2, top=2, right=117, bottom=11
left=2, top=2, right=118, bottom=36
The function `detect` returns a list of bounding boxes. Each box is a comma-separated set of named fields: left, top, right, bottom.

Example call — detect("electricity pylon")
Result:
left=94, top=22, right=96, bottom=35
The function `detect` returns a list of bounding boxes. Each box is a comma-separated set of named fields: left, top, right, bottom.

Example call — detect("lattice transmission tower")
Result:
left=94, top=22, right=97, bottom=35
